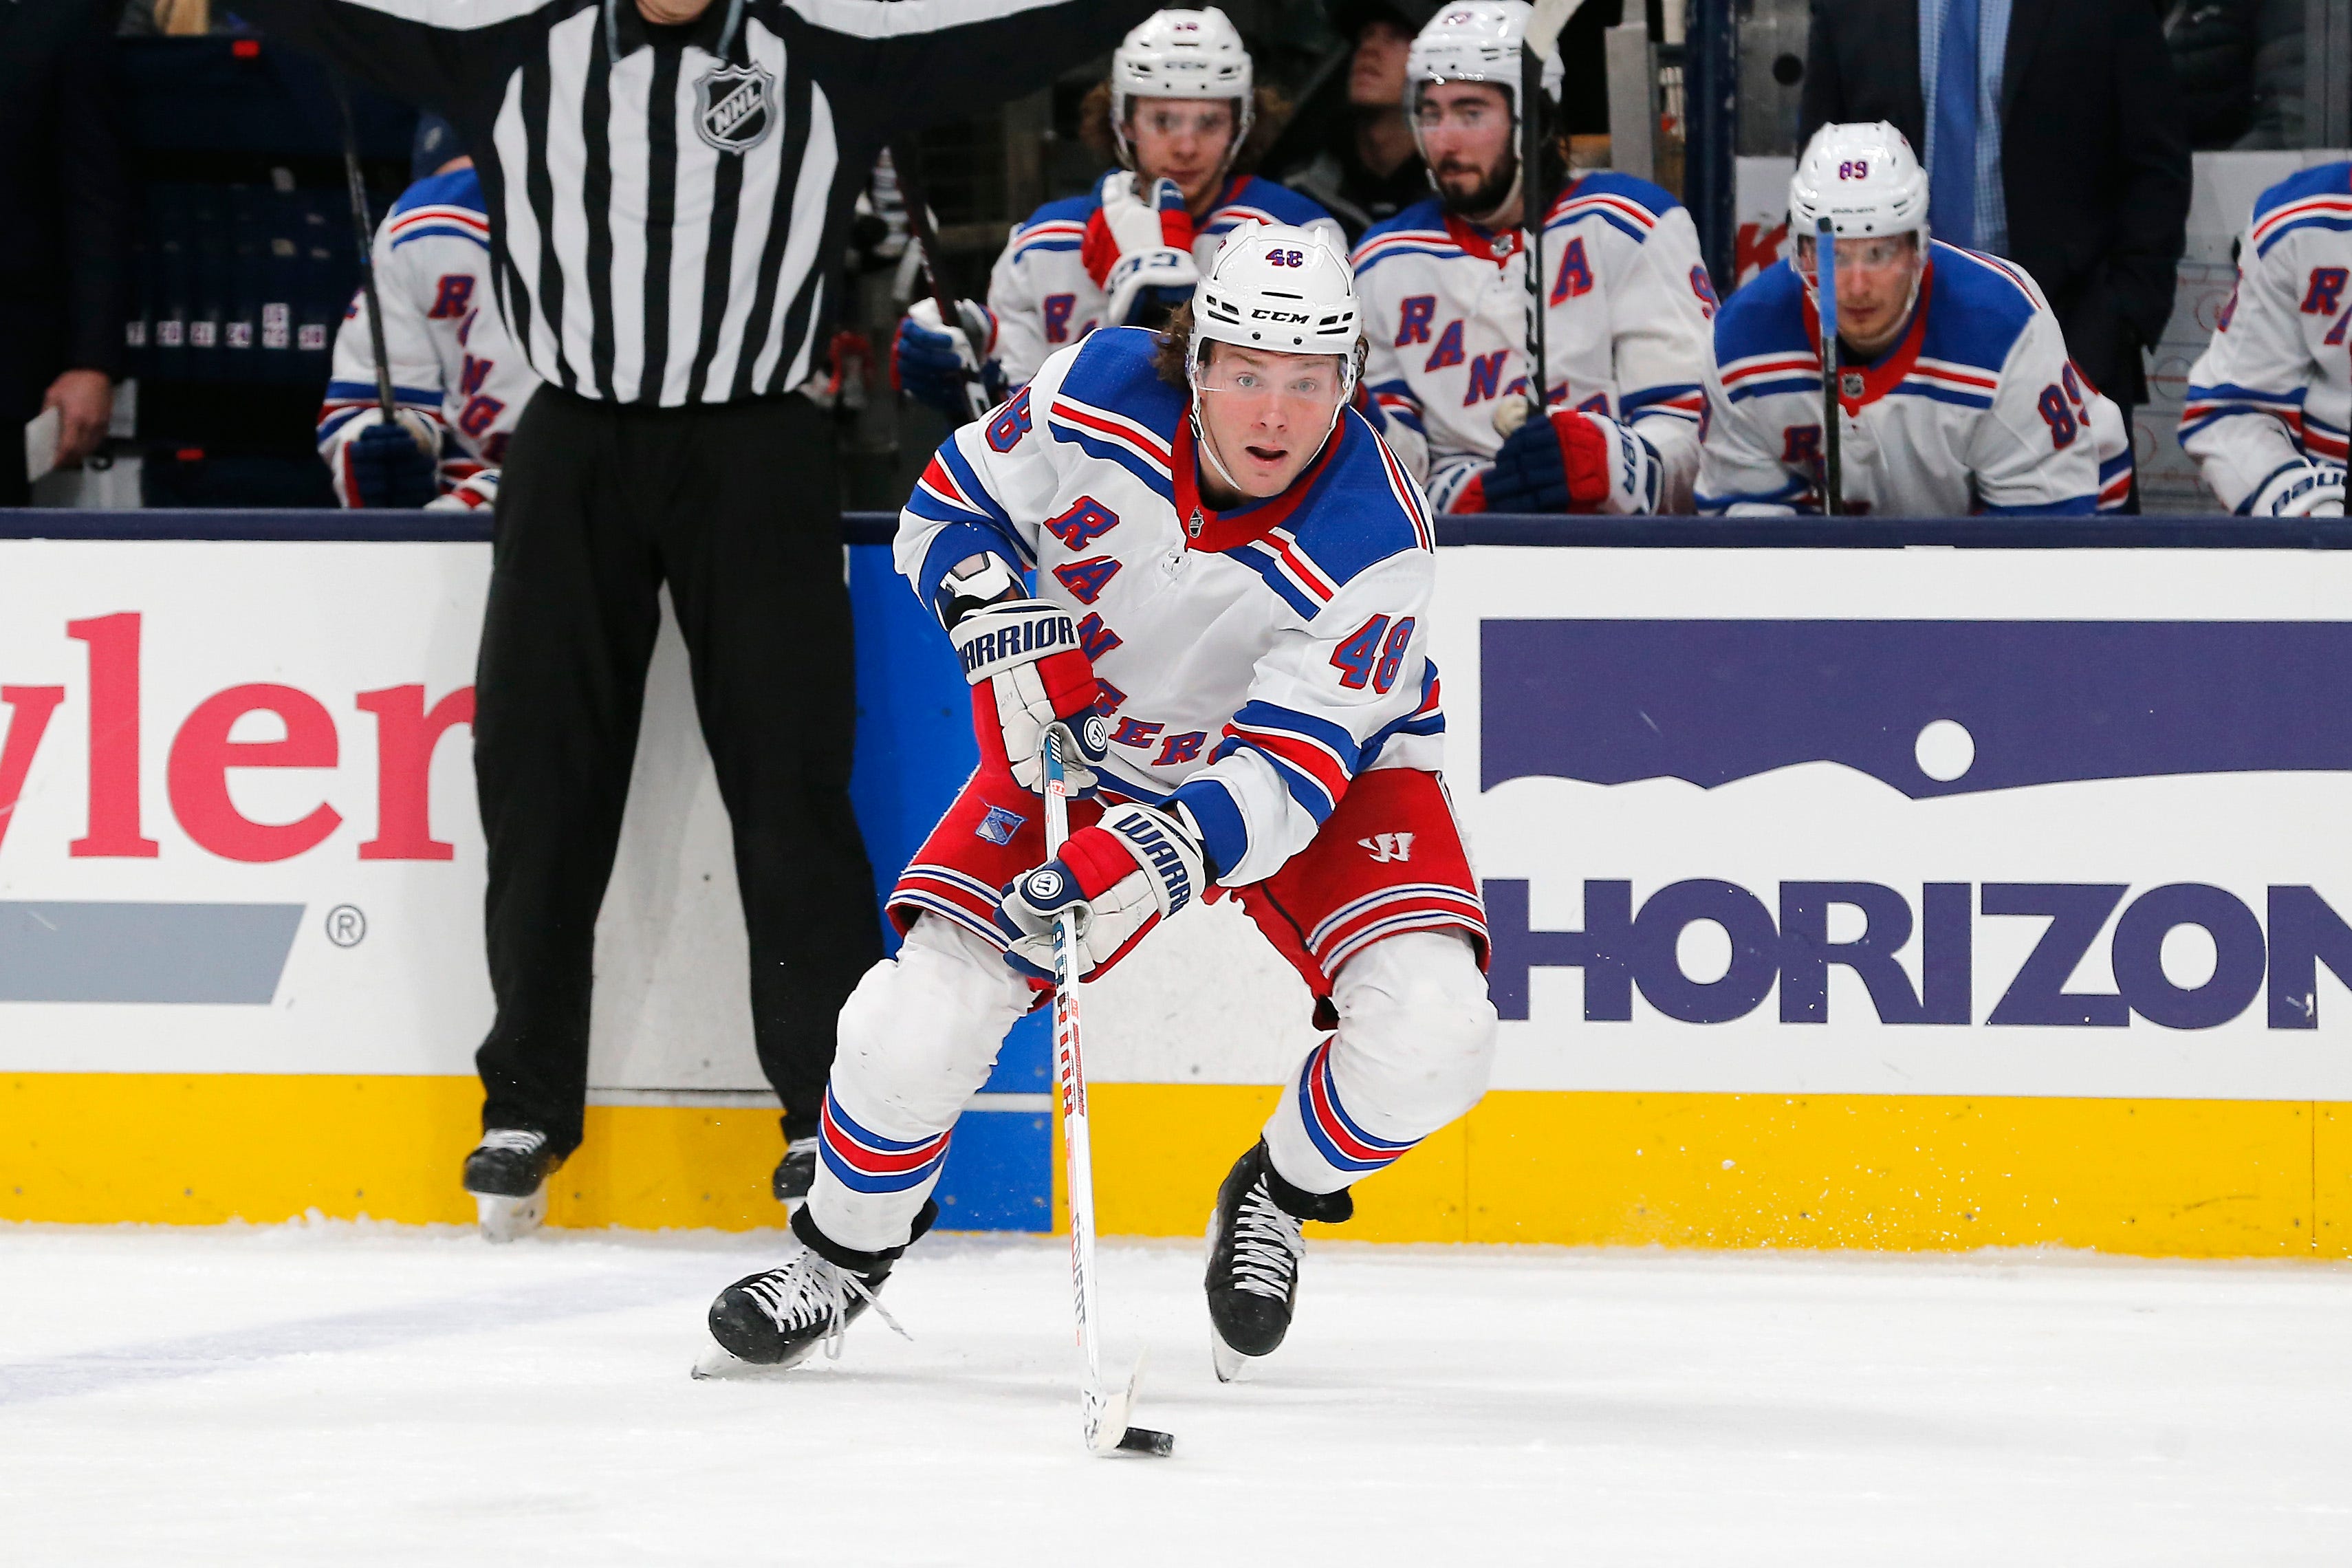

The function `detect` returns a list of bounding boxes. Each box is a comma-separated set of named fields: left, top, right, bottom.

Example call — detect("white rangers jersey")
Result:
left=2180, top=161, right=2352, bottom=510
left=897, top=327, right=1443, bottom=887
left=1351, top=173, right=1717, bottom=512
left=1698, top=241, right=2131, bottom=516
left=317, top=166, right=541, bottom=510
left=985, top=173, right=1346, bottom=391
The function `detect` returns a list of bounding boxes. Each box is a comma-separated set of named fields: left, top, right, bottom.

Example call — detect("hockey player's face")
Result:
left=1798, top=233, right=1924, bottom=354
left=1195, top=344, right=1347, bottom=499
left=1129, top=98, right=1239, bottom=207
left=1415, top=83, right=1516, bottom=217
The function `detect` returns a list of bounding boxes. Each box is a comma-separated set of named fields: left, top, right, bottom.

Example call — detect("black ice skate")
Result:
left=694, top=1202, right=933, bottom=1379
left=461, top=1129, right=563, bottom=1243
left=770, top=1128, right=818, bottom=1206
left=1204, top=1142, right=1351, bottom=1382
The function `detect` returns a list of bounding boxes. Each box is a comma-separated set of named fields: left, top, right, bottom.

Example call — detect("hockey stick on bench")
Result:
left=1040, top=730, right=1175, bottom=1459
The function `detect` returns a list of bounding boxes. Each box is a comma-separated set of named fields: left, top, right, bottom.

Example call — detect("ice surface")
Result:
left=3, top=1223, right=2349, bottom=1565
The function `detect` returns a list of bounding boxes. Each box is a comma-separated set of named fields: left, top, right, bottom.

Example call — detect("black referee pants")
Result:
left=472, top=387, right=881, bottom=1157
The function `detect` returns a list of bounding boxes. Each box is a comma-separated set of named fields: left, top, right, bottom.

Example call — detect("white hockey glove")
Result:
left=948, top=596, right=1111, bottom=796
left=2246, top=460, right=2347, bottom=518
left=994, top=803, right=1206, bottom=983
left=1085, top=172, right=1199, bottom=327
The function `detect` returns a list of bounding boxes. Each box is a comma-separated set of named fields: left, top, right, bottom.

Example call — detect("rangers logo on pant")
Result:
left=695, top=64, right=776, bottom=153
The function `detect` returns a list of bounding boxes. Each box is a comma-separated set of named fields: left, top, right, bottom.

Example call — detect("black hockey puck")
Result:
left=1116, top=1426, right=1175, bottom=1457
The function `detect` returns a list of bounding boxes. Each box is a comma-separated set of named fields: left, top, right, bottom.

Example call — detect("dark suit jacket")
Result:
left=1800, top=0, right=2190, bottom=405
left=0, top=0, right=129, bottom=417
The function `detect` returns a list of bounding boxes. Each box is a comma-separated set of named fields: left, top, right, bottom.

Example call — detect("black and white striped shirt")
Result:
left=248, top=0, right=1155, bottom=405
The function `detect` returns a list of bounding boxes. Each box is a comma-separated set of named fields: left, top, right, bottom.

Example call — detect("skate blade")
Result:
left=472, top=1186, right=546, bottom=1243
left=1209, top=1329, right=1258, bottom=1384
left=1084, top=1352, right=1173, bottom=1458
left=690, top=1339, right=818, bottom=1381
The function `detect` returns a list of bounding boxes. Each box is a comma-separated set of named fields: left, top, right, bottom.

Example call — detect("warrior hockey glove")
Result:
left=1483, top=409, right=1662, bottom=516
left=893, top=298, right=1008, bottom=423
left=1084, top=173, right=1199, bottom=327
left=948, top=597, right=1111, bottom=796
left=995, top=803, right=1206, bottom=982
left=342, top=414, right=440, bottom=508
left=2245, top=459, right=2347, bottom=518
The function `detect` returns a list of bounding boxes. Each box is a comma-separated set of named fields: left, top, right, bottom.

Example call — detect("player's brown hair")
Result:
left=1151, top=303, right=1198, bottom=389
left=1077, top=83, right=1292, bottom=177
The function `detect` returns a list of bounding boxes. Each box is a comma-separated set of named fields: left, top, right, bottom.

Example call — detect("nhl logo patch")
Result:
left=1840, top=369, right=1865, bottom=399
left=1187, top=508, right=1206, bottom=538
left=696, top=63, right=776, bottom=154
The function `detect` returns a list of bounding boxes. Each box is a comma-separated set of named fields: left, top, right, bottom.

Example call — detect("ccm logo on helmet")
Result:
left=1250, top=308, right=1312, bottom=323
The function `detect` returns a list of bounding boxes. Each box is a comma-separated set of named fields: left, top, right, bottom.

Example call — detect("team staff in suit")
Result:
left=0, top=0, right=129, bottom=507
left=1799, top=0, right=2190, bottom=434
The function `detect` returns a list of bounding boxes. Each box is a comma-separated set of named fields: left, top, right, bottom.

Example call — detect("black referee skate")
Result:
left=770, top=1124, right=818, bottom=1206
left=1204, top=1142, right=1351, bottom=1382
left=695, top=1202, right=934, bottom=1378
left=461, top=1129, right=563, bottom=1243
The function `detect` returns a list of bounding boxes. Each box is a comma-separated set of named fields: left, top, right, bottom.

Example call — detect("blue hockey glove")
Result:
left=1484, top=408, right=1662, bottom=516
left=893, top=298, right=1009, bottom=422
left=345, top=417, right=439, bottom=508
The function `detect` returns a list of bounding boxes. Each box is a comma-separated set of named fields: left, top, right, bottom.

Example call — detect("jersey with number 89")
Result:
left=895, top=325, right=1441, bottom=889
left=1697, top=239, right=2127, bottom=516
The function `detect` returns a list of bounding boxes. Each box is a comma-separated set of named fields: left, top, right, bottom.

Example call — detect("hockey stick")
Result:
left=1041, top=730, right=1175, bottom=1459
left=1816, top=215, right=1842, bottom=516
left=889, top=141, right=994, bottom=423
left=329, top=74, right=403, bottom=428
left=1497, top=0, right=1580, bottom=437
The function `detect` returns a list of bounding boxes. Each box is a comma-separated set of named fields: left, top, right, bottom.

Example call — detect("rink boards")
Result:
left=5, top=521, right=2352, bottom=1256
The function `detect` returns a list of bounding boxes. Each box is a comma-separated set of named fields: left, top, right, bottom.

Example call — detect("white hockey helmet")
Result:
left=1406, top=1, right=1562, bottom=142
left=1187, top=224, right=1364, bottom=395
left=1186, top=226, right=1364, bottom=489
left=1111, top=8, right=1256, bottom=171
left=1788, top=121, right=1931, bottom=246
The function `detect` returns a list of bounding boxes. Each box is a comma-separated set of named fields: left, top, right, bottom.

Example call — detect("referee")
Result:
left=246, top=0, right=1158, bottom=1234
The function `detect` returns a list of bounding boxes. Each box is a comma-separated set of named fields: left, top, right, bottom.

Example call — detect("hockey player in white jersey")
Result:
left=892, top=8, right=1344, bottom=420
left=1698, top=122, right=2133, bottom=516
left=2179, top=161, right=2352, bottom=517
left=1351, top=0, right=1715, bottom=514
left=704, top=228, right=1495, bottom=1378
left=316, top=116, right=540, bottom=511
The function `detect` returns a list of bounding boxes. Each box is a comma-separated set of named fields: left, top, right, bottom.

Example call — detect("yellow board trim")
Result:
left=4, top=1074, right=2344, bottom=1258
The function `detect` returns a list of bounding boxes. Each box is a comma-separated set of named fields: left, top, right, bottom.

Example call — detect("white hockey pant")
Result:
left=1261, top=929, right=1498, bottom=1195
left=805, top=919, right=1497, bottom=1255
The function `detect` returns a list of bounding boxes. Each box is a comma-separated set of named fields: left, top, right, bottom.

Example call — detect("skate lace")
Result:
left=479, top=1129, right=546, bottom=1155
left=739, top=1251, right=911, bottom=1360
left=1229, top=1180, right=1305, bottom=1301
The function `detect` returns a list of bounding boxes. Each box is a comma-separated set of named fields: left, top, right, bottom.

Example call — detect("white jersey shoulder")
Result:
left=895, top=327, right=1441, bottom=886
left=1696, top=241, right=2122, bottom=516
left=2180, top=160, right=2352, bottom=510
left=986, top=173, right=1348, bottom=390
left=1351, top=174, right=1717, bottom=512
left=317, top=167, right=541, bottom=510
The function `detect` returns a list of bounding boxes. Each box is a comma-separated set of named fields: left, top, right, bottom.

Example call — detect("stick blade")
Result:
left=1083, top=1352, right=1171, bottom=1457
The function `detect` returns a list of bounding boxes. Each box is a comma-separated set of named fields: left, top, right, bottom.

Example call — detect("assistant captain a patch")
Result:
left=696, top=63, right=777, bottom=153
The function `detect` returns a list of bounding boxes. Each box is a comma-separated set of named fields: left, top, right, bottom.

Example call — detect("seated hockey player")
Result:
left=1351, top=0, right=1714, bottom=514
left=891, top=7, right=1344, bottom=422
left=702, top=227, right=1496, bottom=1379
left=1697, top=122, right=2132, bottom=517
left=2178, top=160, right=2351, bottom=518
left=316, top=115, right=540, bottom=512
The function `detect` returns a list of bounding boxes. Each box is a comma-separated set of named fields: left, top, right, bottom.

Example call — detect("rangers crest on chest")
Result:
left=696, top=63, right=776, bottom=153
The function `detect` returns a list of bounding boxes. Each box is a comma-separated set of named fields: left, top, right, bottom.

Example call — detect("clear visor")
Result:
left=1192, top=351, right=1348, bottom=407
left=1794, top=232, right=1921, bottom=279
